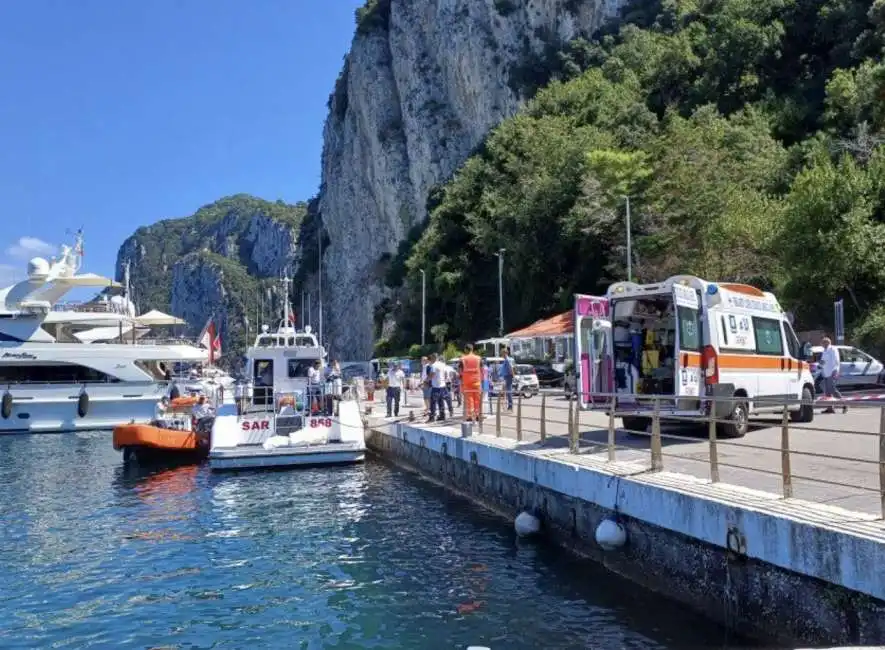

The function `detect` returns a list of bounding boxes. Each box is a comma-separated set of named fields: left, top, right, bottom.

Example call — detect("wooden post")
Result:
left=607, top=399, right=616, bottom=462
left=781, top=405, right=793, bottom=499
left=708, top=396, right=720, bottom=483
left=879, top=408, right=885, bottom=519
left=495, top=392, right=502, bottom=437
left=516, top=394, right=523, bottom=442
left=540, top=393, right=547, bottom=442
left=651, top=398, right=663, bottom=471
left=567, top=395, right=574, bottom=444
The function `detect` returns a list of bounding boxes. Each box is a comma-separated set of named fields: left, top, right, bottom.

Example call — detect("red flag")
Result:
left=199, top=319, right=222, bottom=364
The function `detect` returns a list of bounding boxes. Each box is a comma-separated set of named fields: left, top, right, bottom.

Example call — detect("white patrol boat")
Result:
left=207, top=276, right=365, bottom=470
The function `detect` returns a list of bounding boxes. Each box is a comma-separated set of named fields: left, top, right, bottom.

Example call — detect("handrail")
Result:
left=367, top=385, right=885, bottom=518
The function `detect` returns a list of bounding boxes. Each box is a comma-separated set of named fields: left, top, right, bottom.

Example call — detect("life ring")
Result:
left=77, top=392, right=89, bottom=418
left=1, top=392, right=12, bottom=419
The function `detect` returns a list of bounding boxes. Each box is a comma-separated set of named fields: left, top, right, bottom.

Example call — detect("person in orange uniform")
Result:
left=460, top=344, right=482, bottom=422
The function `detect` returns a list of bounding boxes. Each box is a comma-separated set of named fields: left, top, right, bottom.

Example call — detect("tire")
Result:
left=622, top=416, right=651, bottom=434
left=521, top=387, right=533, bottom=399
left=719, top=399, right=749, bottom=438
left=791, top=386, right=814, bottom=423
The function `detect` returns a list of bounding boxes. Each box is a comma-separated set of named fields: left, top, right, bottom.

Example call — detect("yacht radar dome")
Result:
left=304, top=325, right=312, bottom=334
left=27, top=257, right=50, bottom=279
left=261, top=324, right=269, bottom=333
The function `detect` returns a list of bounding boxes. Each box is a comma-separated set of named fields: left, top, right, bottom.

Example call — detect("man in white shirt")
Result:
left=819, top=337, right=846, bottom=414
left=386, top=362, right=405, bottom=417
left=308, top=360, right=323, bottom=414
left=428, top=354, right=448, bottom=422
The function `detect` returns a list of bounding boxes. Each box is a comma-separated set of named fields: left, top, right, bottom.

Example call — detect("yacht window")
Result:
left=287, top=360, right=313, bottom=378
left=257, top=336, right=272, bottom=348
left=295, top=336, right=315, bottom=347
left=287, top=337, right=295, bottom=346
left=0, top=363, right=120, bottom=383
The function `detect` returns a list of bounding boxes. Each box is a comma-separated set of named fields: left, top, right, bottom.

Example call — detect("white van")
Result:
left=574, top=276, right=815, bottom=437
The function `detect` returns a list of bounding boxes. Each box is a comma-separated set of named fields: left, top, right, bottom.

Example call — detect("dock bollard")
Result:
left=461, top=421, right=472, bottom=438
left=516, top=394, right=523, bottom=442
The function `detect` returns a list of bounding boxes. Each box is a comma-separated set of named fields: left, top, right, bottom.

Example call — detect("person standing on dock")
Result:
left=500, top=347, right=514, bottom=411
left=819, top=336, right=847, bottom=414
left=420, top=356, right=431, bottom=416
left=386, top=362, right=405, bottom=417
left=427, top=353, right=447, bottom=422
left=460, top=345, right=482, bottom=422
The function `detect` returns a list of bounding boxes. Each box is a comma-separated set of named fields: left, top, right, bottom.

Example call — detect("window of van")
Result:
left=677, top=307, right=700, bottom=351
left=752, top=317, right=784, bottom=355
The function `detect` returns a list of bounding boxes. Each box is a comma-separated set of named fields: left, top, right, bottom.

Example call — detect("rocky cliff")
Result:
left=116, top=194, right=307, bottom=362
left=311, top=0, right=621, bottom=359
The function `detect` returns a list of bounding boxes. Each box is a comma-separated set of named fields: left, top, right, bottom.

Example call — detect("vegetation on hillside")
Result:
left=119, top=194, right=307, bottom=364
left=383, top=0, right=885, bottom=355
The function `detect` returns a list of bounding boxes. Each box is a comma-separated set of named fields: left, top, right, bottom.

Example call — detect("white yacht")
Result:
left=208, top=276, right=365, bottom=470
left=0, top=231, right=209, bottom=434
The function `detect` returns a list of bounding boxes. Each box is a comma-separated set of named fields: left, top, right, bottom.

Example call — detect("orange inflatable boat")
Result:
left=113, top=422, right=209, bottom=465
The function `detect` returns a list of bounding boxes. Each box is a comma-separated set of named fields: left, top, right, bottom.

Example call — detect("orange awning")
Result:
left=507, top=311, right=573, bottom=338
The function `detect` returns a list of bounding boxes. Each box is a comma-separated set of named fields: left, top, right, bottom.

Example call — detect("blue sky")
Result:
left=0, top=0, right=362, bottom=289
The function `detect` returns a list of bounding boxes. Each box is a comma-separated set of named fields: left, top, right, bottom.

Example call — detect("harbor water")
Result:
left=1, top=432, right=754, bottom=649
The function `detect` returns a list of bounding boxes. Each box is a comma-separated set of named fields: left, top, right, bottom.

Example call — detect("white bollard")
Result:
left=595, top=517, right=627, bottom=550
left=514, top=511, right=541, bottom=537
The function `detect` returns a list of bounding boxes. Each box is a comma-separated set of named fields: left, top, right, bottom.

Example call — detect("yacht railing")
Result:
left=52, top=301, right=130, bottom=314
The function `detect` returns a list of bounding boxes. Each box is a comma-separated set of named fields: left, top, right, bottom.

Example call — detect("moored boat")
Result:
left=207, top=275, right=366, bottom=471
left=113, top=395, right=214, bottom=465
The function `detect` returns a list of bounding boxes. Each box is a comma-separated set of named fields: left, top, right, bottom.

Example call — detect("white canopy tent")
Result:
left=135, top=309, right=186, bottom=326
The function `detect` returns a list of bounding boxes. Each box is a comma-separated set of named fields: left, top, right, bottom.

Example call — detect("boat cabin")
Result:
left=247, top=324, right=325, bottom=407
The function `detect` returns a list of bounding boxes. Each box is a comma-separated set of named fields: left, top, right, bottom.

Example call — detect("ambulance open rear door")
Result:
left=672, top=282, right=703, bottom=410
left=574, top=294, right=612, bottom=409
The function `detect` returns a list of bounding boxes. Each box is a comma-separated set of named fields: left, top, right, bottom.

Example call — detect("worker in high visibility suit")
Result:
left=460, top=343, right=482, bottom=422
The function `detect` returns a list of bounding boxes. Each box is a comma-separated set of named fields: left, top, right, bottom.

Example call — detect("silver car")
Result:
left=810, top=345, right=885, bottom=389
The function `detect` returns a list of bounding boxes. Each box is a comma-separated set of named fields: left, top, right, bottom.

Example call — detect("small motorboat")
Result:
left=113, top=396, right=213, bottom=465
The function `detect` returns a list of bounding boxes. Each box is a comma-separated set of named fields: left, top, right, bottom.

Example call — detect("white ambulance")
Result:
left=573, top=276, right=815, bottom=437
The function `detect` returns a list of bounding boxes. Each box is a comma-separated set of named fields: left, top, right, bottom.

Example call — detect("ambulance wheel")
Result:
left=521, top=387, right=533, bottom=399
left=719, top=399, right=749, bottom=438
left=791, top=386, right=815, bottom=423
left=622, top=416, right=651, bottom=435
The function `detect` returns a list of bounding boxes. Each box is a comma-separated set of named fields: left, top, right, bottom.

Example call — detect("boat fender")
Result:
left=1, top=391, right=12, bottom=419
left=77, top=391, right=89, bottom=418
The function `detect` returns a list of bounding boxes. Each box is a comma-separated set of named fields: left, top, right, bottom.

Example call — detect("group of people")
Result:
left=383, top=346, right=517, bottom=422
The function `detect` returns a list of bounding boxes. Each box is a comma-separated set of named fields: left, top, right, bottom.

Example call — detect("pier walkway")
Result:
left=365, top=388, right=885, bottom=518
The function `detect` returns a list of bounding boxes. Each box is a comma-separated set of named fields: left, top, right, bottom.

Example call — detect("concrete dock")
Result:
left=364, top=389, right=885, bottom=647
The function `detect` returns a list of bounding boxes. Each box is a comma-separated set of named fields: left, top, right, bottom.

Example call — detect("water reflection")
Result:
left=0, top=434, right=747, bottom=649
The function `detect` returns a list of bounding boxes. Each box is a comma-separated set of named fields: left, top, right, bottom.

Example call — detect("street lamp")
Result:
left=623, top=195, right=632, bottom=283
left=420, top=269, right=426, bottom=347
left=495, top=248, right=506, bottom=337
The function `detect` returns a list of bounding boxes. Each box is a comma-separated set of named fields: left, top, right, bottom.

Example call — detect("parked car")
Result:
left=489, top=363, right=540, bottom=399
left=810, top=344, right=885, bottom=390
left=533, top=363, right=565, bottom=388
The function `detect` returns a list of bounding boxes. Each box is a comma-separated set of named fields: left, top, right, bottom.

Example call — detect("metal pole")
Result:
left=420, top=269, right=426, bottom=347
left=318, top=229, right=323, bottom=346
left=625, top=195, right=632, bottom=283
left=497, top=248, right=505, bottom=337
left=301, top=291, right=305, bottom=329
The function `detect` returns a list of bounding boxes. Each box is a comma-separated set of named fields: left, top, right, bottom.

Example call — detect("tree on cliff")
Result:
left=383, top=0, right=885, bottom=355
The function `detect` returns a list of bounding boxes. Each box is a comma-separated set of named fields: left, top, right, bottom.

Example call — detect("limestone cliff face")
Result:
left=316, top=0, right=621, bottom=359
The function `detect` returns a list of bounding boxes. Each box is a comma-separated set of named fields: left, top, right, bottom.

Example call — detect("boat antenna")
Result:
left=318, top=226, right=323, bottom=346
left=281, top=273, right=292, bottom=329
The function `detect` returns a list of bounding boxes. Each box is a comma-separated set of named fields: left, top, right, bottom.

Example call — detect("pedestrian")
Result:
left=427, top=353, right=448, bottom=422
left=386, top=362, right=405, bottom=417
left=819, top=336, right=847, bottom=414
left=460, top=344, right=482, bottom=422
left=443, top=363, right=456, bottom=418
left=234, top=380, right=245, bottom=416
left=481, top=359, right=493, bottom=415
left=308, top=359, right=323, bottom=414
left=500, top=347, right=514, bottom=411
left=421, top=356, right=431, bottom=415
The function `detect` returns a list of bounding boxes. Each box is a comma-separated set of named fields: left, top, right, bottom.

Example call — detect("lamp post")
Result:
left=623, top=195, right=633, bottom=283
left=318, top=229, right=323, bottom=346
left=495, top=248, right=506, bottom=337
left=420, top=269, right=426, bottom=347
